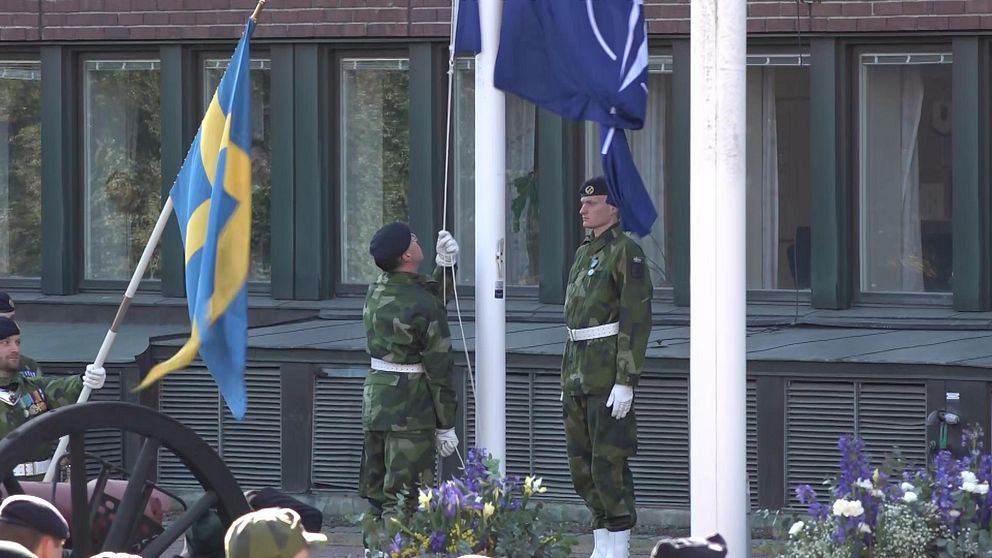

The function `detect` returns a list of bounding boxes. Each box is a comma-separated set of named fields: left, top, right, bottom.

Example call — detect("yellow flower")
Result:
left=418, top=488, right=433, bottom=510
left=483, top=502, right=495, bottom=518
left=524, top=475, right=547, bottom=496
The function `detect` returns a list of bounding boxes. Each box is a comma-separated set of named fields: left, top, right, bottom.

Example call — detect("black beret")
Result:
left=651, top=534, right=727, bottom=558
left=369, top=222, right=412, bottom=261
left=0, top=292, right=12, bottom=314
left=0, top=495, right=70, bottom=540
left=580, top=176, right=609, bottom=198
left=0, top=318, right=18, bottom=342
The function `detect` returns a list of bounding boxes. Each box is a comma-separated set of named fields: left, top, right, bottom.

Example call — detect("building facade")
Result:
left=2, top=0, right=992, bottom=512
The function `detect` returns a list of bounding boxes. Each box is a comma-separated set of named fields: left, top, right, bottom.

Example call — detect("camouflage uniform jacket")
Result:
left=362, top=267, right=457, bottom=432
left=563, top=224, right=653, bottom=395
left=0, top=365, right=83, bottom=460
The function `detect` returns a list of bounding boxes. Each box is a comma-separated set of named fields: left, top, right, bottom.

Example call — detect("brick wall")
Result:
left=1, top=0, right=991, bottom=42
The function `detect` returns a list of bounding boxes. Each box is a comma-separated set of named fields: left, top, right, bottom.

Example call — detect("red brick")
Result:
left=748, top=2, right=780, bottom=17
left=840, top=2, right=872, bottom=16
left=746, top=18, right=767, bottom=33
left=411, top=8, right=436, bottom=22
left=1, top=28, right=30, bottom=41
left=78, top=0, right=104, bottom=10
left=104, top=0, right=130, bottom=10
left=169, top=11, right=197, bottom=24
left=157, top=0, right=184, bottom=9
left=965, top=0, right=992, bottom=13
left=873, top=1, right=904, bottom=15
left=764, top=17, right=798, bottom=32
left=143, top=12, right=170, bottom=25
left=857, top=17, right=888, bottom=32
left=916, top=15, right=950, bottom=29
left=885, top=15, right=920, bottom=30
left=128, top=26, right=158, bottom=40
left=45, top=1, right=81, bottom=13
left=809, top=1, right=842, bottom=17
left=825, top=16, right=857, bottom=32
left=932, top=0, right=967, bottom=14
left=949, top=14, right=983, bottom=28
left=367, top=22, right=407, bottom=35
left=117, top=12, right=143, bottom=25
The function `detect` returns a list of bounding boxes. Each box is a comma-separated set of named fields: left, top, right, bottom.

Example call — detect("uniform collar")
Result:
left=378, top=271, right=424, bottom=285
left=584, top=223, right=621, bottom=252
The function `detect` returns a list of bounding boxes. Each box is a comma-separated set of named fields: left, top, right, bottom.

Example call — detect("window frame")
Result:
left=0, top=55, right=44, bottom=287
left=196, top=50, right=275, bottom=294
left=77, top=52, right=164, bottom=293
left=851, top=44, right=954, bottom=305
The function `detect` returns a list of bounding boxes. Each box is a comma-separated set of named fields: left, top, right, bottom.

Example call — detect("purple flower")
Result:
left=428, top=531, right=448, bottom=553
left=963, top=423, right=985, bottom=455
left=932, top=450, right=960, bottom=530
left=389, top=532, right=403, bottom=554
left=835, top=435, right=871, bottom=499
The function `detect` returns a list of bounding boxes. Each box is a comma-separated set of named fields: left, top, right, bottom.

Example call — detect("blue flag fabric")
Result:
left=453, top=0, right=481, bottom=55
left=137, top=20, right=255, bottom=419
left=494, top=0, right=657, bottom=235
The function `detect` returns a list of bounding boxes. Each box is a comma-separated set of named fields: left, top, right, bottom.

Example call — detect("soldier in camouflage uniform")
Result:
left=224, top=508, right=327, bottom=558
left=0, top=292, right=41, bottom=374
left=562, top=177, right=653, bottom=558
left=0, top=317, right=106, bottom=477
left=359, top=222, right=460, bottom=553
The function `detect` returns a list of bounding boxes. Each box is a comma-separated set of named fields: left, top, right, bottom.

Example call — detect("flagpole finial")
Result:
left=250, top=0, right=267, bottom=21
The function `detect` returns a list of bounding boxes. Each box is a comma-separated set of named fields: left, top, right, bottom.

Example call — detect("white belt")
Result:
left=370, top=358, right=425, bottom=374
left=13, top=459, right=51, bottom=477
left=567, top=322, right=620, bottom=342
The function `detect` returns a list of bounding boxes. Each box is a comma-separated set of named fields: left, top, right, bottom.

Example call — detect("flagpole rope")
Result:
left=442, top=0, right=479, bottom=436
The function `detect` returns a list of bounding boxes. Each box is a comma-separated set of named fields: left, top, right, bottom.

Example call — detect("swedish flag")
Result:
left=137, top=20, right=255, bottom=419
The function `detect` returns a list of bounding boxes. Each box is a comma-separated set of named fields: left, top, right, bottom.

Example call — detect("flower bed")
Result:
left=383, top=449, right=575, bottom=558
left=781, top=426, right=992, bottom=557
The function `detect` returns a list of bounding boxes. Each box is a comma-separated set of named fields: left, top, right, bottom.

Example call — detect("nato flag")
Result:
left=494, top=0, right=657, bottom=236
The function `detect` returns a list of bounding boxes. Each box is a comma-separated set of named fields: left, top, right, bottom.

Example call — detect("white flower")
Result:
left=950, top=510, right=962, bottom=518
left=962, top=471, right=978, bottom=485
left=859, top=522, right=872, bottom=534
left=962, top=481, right=978, bottom=493
left=855, top=478, right=873, bottom=490
left=978, top=483, right=990, bottom=495
left=788, top=521, right=805, bottom=537
left=902, top=491, right=918, bottom=503
left=901, top=481, right=915, bottom=492
left=871, top=489, right=884, bottom=498
left=831, top=498, right=865, bottom=518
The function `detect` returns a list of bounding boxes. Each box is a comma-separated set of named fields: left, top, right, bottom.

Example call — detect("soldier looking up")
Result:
left=562, top=176, right=653, bottom=558
left=359, top=223, right=460, bottom=555
left=0, top=318, right=106, bottom=478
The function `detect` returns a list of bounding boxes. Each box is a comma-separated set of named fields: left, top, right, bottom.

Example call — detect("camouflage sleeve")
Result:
left=421, top=300, right=457, bottom=429
left=429, top=266, right=457, bottom=306
left=38, top=373, right=83, bottom=408
left=615, top=243, right=653, bottom=387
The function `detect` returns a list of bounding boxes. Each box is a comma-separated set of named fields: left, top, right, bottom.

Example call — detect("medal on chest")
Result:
left=19, top=388, right=49, bottom=418
left=587, top=256, right=600, bottom=276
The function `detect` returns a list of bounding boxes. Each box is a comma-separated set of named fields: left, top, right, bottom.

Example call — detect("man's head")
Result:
left=224, top=508, right=326, bottom=558
left=0, top=292, right=13, bottom=320
left=0, top=495, right=69, bottom=558
left=0, top=318, right=21, bottom=374
left=369, top=222, right=422, bottom=273
left=578, top=176, right=619, bottom=233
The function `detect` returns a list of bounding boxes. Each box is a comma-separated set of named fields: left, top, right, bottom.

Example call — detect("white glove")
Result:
left=435, top=231, right=459, bottom=267
left=435, top=428, right=459, bottom=457
left=83, top=364, right=106, bottom=390
left=605, top=384, right=633, bottom=419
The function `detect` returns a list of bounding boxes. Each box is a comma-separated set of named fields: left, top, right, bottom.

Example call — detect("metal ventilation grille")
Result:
left=462, top=371, right=537, bottom=480
left=158, top=367, right=280, bottom=488
left=858, top=382, right=926, bottom=468
left=746, top=380, right=758, bottom=511
left=531, top=372, right=577, bottom=502
left=629, top=377, right=690, bottom=506
left=83, top=368, right=124, bottom=476
left=312, top=373, right=365, bottom=491
left=786, top=381, right=856, bottom=505
left=221, top=368, right=282, bottom=489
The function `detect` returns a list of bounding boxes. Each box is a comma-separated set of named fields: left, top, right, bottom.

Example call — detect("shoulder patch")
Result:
left=20, top=369, right=37, bottom=378
left=631, top=256, right=645, bottom=280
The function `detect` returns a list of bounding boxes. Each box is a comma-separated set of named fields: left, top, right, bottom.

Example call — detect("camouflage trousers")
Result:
left=563, top=393, right=638, bottom=531
left=359, top=429, right=435, bottom=548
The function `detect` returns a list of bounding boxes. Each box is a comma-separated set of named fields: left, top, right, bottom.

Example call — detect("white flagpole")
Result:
left=44, top=198, right=176, bottom=482
left=474, top=0, right=506, bottom=470
left=689, top=0, right=748, bottom=554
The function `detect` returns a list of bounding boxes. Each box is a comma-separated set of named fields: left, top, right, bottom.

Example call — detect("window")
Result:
left=584, top=56, right=672, bottom=287
left=859, top=54, right=953, bottom=294
left=745, top=55, right=811, bottom=290
left=340, top=58, right=410, bottom=285
left=0, top=62, right=41, bottom=279
left=453, top=59, right=539, bottom=287
left=204, top=58, right=272, bottom=283
left=83, top=60, right=162, bottom=281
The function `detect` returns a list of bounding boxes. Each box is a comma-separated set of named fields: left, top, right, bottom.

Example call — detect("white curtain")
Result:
left=898, top=68, right=924, bottom=291
left=759, top=69, right=779, bottom=289
left=628, top=73, right=668, bottom=285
